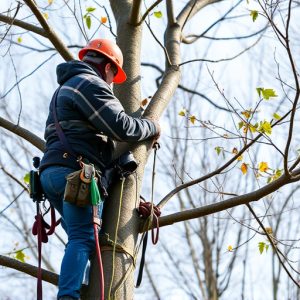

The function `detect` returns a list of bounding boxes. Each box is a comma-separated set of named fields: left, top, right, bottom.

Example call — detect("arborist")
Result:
left=39, top=38, right=160, bottom=300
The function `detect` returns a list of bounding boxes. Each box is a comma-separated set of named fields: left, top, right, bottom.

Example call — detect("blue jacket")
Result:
left=40, top=61, right=158, bottom=171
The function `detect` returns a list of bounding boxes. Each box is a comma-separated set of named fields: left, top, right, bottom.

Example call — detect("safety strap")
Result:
left=32, top=203, right=60, bottom=300
left=50, top=88, right=78, bottom=159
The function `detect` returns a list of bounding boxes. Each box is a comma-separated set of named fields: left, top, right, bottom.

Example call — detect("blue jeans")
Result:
left=40, top=166, right=95, bottom=300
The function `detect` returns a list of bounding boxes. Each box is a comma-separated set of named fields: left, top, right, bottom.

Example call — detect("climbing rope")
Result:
left=108, top=176, right=126, bottom=300
left=136, top=142, right=161, bottom=287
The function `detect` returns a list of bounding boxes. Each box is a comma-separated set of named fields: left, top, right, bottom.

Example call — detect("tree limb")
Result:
left=23, top=0, right=74, bottom=61
left=0, top=14, right=48, bottom=37
left=156, top=171, right=297, bottom=228
left=130, top=0, right=142, bottom=25
left=0, top=116, right=45, bottom=151
left=0, top=255, right=58, bottom=286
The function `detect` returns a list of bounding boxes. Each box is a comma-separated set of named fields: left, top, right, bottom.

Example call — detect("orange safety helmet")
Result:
left=78, top=39, right=127, bottom=84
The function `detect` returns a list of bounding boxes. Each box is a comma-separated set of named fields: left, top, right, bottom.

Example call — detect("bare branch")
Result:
left=179, top=36, right=262, bottom=66
left=177, top=0, right=221, bottom=27
left=23, top=0, right=74, bottom=61
left=0, top=116, right=45, bottom=151
left=155, top=171, right=296, bottom=229
left=166, top=0, right=176, bottom=25
left=0, top=14, right=47, bottom=38
left=134, top=0, right=164, bottom=26
left=0, top=255, right=58, bottom=286
left=247, top=203, right=300, bottom=288
left=130, top=0, right=142, bottom=25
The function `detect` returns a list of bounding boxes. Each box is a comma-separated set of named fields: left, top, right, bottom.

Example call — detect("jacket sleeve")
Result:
left=73, top=80, right=158, bottom=142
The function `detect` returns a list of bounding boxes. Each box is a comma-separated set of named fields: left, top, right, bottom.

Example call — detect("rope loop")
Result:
left=138, top=201, right=161, bottom=244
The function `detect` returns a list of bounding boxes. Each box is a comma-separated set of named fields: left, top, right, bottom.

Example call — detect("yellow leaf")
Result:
left=48, top=0, right=53, bottom=4
left=43, top=12, right=49, bottom=20
left=237, top=155, right=243, bottom=161
left=241, top=163, right=248, bottom=175
left=17, top=37, right=22, bottom=43
left=227, top=245, right=233, bottom=251
left=249, top=125, right=257, bottom=133
left=178, top=109, right=186, bottom=117
left=101, top=16, right=107, bottom=23
left=189, top=115, right=196, bottom=124
left=15, top=250, right=26, bottom=263
left=273, top=112, right=281, bottom=120
left=258, top=162, right=268, bottom=172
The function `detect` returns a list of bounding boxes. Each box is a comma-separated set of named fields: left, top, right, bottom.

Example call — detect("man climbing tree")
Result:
left=1, top=1, right=300, bottom=300
left=39, top=39, right=160, bottom=300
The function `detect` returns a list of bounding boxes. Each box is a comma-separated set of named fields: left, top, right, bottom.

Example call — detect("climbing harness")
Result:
left=136, top=142, right=161, bottom=288
left=30, top=157, right=60, bottom=300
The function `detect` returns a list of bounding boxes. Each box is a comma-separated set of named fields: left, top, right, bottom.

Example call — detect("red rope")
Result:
left=32, top=204, right=60, bottom=300
left=138, top=201, right=161, bottom=244
left=93, top=223, right=104, bottom=300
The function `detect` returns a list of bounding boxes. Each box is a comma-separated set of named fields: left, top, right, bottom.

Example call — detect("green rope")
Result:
left=108, top=176, right=125, bottom=300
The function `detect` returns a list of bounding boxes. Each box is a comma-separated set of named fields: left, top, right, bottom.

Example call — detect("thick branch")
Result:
left=157, top=172, right=294, bottom=228
left=0, top=14, right=47, bottom=37
left=130, top=0, right=142, bottom=25
left=0, top=255, right=58, bottom=286
left=23, top=0, right=73, bottom=61
left=0, top=116, right=45, bottom=151
left=177, top=0, right=221, bottom=27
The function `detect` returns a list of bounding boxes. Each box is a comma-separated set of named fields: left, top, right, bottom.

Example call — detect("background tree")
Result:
left=0, top=0, right=300, bottom=299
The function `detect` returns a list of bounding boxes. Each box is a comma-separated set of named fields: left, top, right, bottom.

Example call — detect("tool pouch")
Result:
left=64, top=164, right=95, bottom=207
left=64, top=170, right=90, bottom=207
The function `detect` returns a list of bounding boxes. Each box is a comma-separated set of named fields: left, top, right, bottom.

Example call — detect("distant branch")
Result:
left=182, top=26, right=268, bottom=43
left=179, top=36, right=262, bottom=66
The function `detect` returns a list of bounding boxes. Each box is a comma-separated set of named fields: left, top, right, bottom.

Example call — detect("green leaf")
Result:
left=15, top=250, right=25, bottom=262
left=250, top=10, right=258, bottom=22
left=86, top=7, right=96, bottom=13
left=258, top=120, right=272, bottom=135
left=273, top=112, right=281, bottom=120
left=215, top=146, right=222, bottom=156
left=262, top=89, right=277, bottom=100
left=258, top=242, right=265, bottom=254
left=154, top=11, right=162, bottom=18
left=256, top=87, right=278, bottom=100
left=86, top=15, right=91, bottom=29
left=23, top=172, right=30, bottom=184
left=265, top=244, right=269, bottom=252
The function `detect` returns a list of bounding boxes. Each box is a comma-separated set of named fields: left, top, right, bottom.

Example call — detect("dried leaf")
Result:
left=101, top=16, right=107, bottom=23
left=241, top=163, right=248, bottom=175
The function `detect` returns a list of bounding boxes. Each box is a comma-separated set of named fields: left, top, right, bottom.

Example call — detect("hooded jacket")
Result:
left=40, top=60, right=158, bottom=171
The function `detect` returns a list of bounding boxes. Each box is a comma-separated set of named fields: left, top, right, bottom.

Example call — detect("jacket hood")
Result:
left=56, top=60, right=99, bottom=85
